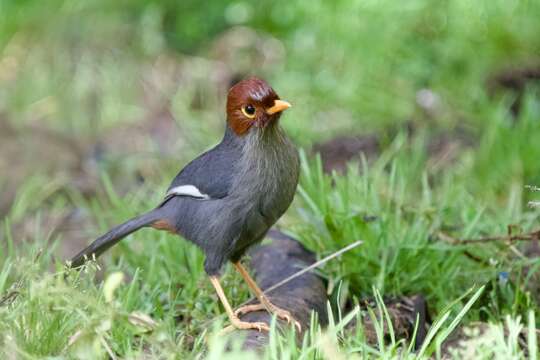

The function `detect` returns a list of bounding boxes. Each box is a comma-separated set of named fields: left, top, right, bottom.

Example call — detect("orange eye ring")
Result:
left=241, top=104, right=256, bottom=119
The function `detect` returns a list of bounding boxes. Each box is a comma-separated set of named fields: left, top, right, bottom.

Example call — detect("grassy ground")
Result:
left=1, top=0, right=540, bottom=358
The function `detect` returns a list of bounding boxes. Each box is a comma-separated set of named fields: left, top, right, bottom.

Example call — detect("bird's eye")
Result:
left=241, top=104, right=256, bottom=119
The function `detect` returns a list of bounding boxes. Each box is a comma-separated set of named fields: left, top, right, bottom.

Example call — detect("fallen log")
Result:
left=231, top=230, right=430, bottom=352
left=235, top=230, right=328, bottom=350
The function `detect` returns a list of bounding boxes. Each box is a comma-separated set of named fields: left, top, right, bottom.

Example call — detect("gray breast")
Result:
left=172, top=124, right=300, bottom=270
left=233, top=126, right=300, bottom=236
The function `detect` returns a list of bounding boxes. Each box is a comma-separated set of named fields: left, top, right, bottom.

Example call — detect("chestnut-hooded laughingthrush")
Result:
left=69, top=77, right=300, bottom=332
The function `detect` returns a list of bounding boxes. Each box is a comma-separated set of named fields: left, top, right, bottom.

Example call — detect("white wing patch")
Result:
left=166, top=185, right=210, bottom=199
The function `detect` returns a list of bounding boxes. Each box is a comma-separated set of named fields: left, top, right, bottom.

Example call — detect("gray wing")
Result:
left=159, top=141, right=241, bottom=205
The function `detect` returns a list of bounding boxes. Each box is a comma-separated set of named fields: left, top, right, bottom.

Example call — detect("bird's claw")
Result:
left=221, top=318, right=270, bottom=334
left=264, top=306, right=302, bottom=333
left=279, top=312, right=302, bottom=333
left=234, top=303, right=265, bottom=317
left=233, top=302, right=302, bottom=333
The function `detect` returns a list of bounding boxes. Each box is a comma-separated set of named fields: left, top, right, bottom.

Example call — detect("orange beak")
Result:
left=266, top=100, right=292, bottom=115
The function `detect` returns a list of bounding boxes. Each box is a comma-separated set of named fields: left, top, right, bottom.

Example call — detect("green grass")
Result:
left=1, top=127, right=539, bottom=357
left=1, top=0, right=540, bottom=358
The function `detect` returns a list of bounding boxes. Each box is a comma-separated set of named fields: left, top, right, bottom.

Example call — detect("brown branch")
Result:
left=462, top=251, right=491, bottom=266
left=438, top=229, right=540, bottom=245
left=0, top=290, right=19, bottom=307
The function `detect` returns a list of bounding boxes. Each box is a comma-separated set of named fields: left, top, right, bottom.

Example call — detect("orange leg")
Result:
left=233, top=262, right=302, bottom=332
left=209, top=276, right=269, bottom=332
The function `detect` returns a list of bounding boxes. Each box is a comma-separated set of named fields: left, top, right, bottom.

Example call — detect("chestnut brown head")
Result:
left=226, top=77, right=291, bottom=135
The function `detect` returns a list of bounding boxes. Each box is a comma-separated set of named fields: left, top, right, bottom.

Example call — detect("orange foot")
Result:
left=220, top=314, right=270, bottom=334
left=234, top=302, right=302, bottom=332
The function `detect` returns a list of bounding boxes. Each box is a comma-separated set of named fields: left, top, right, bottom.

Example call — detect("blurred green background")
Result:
left=0, top=0, right=540, bottom=357
left=1, top=0, right=539, bottom=217
left=2, top=1, right=539, bottom=220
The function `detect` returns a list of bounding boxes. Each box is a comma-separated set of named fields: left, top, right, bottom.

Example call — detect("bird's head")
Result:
left=226, top=77, right=291, bottom=135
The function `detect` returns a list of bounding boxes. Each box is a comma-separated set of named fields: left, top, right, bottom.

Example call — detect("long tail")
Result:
left=69, top=208, right=166, bottom=268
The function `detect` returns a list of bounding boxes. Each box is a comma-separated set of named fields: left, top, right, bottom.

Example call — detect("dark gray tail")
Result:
left=69, top=208, right=165, bottom=268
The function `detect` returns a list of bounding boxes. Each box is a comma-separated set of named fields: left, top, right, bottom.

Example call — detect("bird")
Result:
left=68, top=77, right=301, bottom=332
